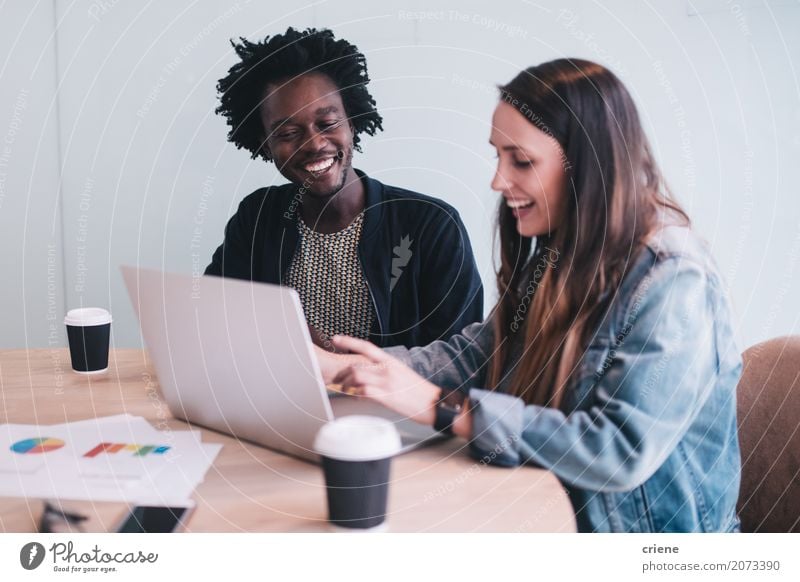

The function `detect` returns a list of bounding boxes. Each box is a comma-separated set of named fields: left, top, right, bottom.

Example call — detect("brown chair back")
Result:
left=737, top=335, right=800, bottom=532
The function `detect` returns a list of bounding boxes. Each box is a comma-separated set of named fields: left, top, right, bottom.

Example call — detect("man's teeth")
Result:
left=304, top=157, right=335, bottom=172
left=506, top=199, right=534, bottom=209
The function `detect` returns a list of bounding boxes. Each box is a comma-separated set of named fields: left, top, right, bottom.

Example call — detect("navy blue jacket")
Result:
left=205, top=169, right=484, bottom=348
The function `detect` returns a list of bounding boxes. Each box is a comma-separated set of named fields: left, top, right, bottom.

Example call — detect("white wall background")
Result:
left=1, top=0, right=799, bottom=350
left=0, top=1, right=64, bottom=351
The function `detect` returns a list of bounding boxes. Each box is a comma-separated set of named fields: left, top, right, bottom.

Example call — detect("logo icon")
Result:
left=11, top=438, right=65, bottom=454
left=19, top=542, right=46, bottom=570
left=390, top=235, right=413, bottom=291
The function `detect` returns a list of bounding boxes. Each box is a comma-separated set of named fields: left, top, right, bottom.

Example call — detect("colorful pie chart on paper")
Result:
left=10, top=438, right=65, bottom=454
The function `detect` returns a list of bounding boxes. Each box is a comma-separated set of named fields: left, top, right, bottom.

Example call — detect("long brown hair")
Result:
left=487, top=58, right=689, bottom=408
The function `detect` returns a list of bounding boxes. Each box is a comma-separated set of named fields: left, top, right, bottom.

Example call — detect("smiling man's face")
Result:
left=260, top=73, right=355, bottom=197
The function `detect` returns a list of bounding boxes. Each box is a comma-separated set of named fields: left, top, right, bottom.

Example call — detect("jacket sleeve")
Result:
left=416, top=207, right=484, bottom=344
left=437, top=258, right=726, bottom=493
left=384, top=319, right=494, bottom=392
left=204, top=192, right=261, bottom=279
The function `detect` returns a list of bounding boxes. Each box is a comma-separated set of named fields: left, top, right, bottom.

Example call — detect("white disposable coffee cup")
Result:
left=314, top=415, right=402, bottom=531
left=64, top=308, right=112, bottom=374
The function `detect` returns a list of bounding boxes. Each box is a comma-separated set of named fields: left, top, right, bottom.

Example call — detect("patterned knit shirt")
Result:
left=285, top=212, right=374, bottom=341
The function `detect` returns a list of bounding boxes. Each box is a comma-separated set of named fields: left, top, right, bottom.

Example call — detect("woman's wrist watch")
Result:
left=433, top=388, right=469, bottom=436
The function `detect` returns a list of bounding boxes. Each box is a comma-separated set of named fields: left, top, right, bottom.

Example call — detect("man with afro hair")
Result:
left=206, top=27, right=483, bottom=349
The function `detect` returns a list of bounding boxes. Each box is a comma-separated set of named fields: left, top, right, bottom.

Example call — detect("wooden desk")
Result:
left=0, top=349, right=576, bottom=532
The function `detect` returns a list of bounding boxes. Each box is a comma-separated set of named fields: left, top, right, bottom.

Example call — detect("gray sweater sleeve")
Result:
left=383, top=320, right=495, bottom=391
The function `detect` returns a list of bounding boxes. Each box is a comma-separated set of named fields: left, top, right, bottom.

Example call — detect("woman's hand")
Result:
left=314, top=345, right=339, bottom=383
left=331, top=335, right=441, bottom=426
left=308, top=324, right=349, bottom=353
left=313, top=345, right=369, bottom=384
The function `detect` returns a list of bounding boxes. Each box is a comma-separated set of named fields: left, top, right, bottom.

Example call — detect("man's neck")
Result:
left=299, top=167, right=366, bottom=234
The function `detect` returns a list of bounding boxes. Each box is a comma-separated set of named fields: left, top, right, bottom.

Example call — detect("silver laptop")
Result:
left=121, top=266, right=441, bottom=462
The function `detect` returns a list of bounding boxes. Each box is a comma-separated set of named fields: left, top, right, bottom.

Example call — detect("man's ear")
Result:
left=260, top=137, right=272, bottom=161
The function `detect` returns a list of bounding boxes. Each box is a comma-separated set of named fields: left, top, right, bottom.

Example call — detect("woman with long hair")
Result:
left=317, top=59, right=743, bottom=532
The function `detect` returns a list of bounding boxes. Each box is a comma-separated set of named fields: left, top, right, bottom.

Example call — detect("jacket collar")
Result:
left=278, top=168, right=383, bottom=237
left=355, top=168, right=384, bottom=241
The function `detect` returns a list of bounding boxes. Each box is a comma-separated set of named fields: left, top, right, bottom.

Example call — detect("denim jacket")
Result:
left=386, top=225, right=743, bottom=532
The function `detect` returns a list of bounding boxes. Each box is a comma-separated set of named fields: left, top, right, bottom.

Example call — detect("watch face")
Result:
left=440, top=389, right=466, bottom=413
left=435, top=389, right=466, bottom=435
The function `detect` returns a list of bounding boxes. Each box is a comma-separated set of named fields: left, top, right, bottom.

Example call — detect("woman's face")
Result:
left=489, top=101, right=569, bottom=237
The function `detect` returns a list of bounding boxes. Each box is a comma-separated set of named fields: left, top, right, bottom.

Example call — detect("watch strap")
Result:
left=434, top=388, right=467, bottom=435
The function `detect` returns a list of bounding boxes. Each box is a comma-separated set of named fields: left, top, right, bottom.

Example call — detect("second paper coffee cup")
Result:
left=314, top=415, right=402, bottom=531
left=64, top=308, right=112, bottom=374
